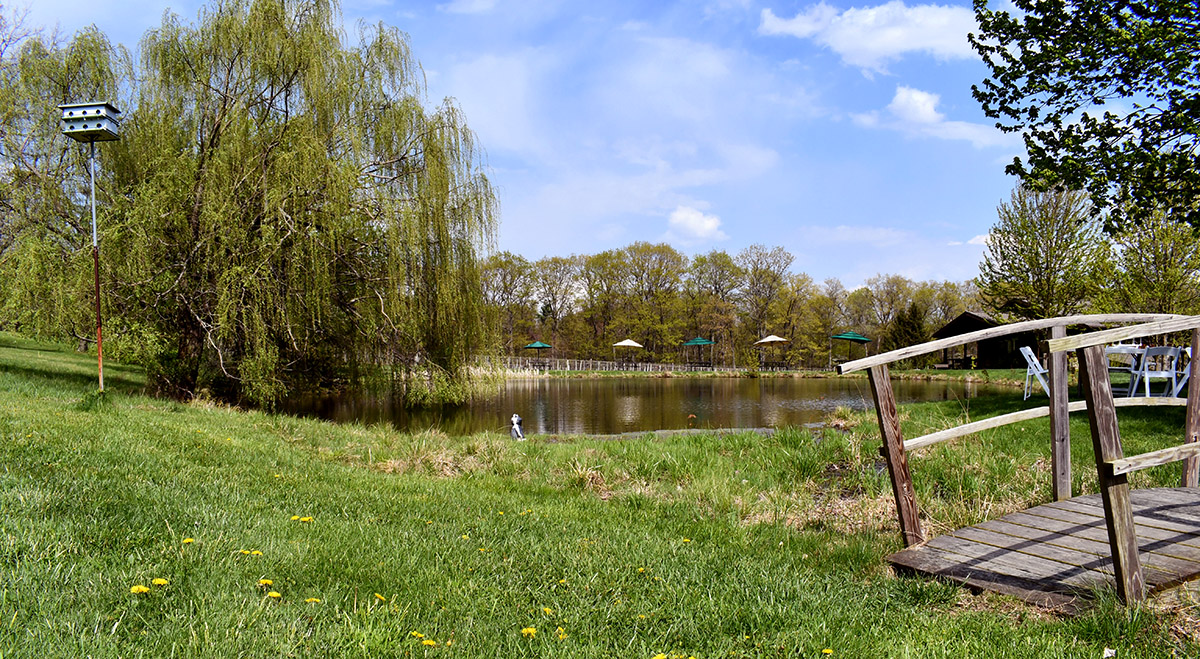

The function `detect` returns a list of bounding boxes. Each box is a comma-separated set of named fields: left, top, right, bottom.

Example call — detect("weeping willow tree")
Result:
left=0, top=0, right=497, bottom=405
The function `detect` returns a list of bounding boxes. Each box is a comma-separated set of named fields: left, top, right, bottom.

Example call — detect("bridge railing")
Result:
left=1045, top=316, right=1200, bottom=603
left=836, top=313, right=1190, bottom=548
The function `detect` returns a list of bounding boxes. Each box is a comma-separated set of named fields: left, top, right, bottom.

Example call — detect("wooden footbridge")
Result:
left=837, top=314, right=1200, bottom=608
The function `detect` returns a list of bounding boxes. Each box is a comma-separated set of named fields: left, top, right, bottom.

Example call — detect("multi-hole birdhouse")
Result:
left=59, top=102, right=121, bottom=142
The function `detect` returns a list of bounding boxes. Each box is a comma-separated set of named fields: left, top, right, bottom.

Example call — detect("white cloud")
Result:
left=859, top=85, right=1018, bottom=149
left=437, top=0, right=497, bottom=14
left=967, top=233, right=990, bottom=245
left=887, top=86, right=944, bottom=124
left=759, top=1, right=977, bottom=72
left=665, top=205, right=729, bottom=244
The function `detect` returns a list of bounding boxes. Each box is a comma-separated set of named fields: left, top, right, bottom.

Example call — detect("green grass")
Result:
left=0, top=332, right=1197, bottom=657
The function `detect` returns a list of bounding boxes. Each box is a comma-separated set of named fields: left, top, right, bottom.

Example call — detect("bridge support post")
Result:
left=1079, top=345, right=1145, bottom=604
left=868, top=364, right=924, bottom=547
left=1183, top=330, right=1200, bottom=488
left=1049, top=324, right=1071, bottom=500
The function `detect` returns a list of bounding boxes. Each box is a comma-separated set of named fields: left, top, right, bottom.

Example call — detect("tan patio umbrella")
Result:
left=612, top=338, right=643, bottom=361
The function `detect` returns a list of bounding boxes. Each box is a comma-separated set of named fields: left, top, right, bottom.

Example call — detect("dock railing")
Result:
left=837, top=313, right=1192, bottom=549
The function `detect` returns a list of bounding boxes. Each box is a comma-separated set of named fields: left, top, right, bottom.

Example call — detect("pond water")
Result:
left=281, top=376, right=1012, bottom=435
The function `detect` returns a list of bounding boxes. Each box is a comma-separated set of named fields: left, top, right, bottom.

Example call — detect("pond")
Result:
left=281, top=376, right=1012, bottom=436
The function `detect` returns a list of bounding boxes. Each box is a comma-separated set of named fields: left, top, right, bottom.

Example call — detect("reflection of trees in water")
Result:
left=282, top=377, right=1003, bottom=435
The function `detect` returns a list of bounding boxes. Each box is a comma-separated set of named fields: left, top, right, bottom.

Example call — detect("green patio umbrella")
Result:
left=830, top=331, right=871, bottom=367
left=682, top=337, right=715, bottom=365
left=523, top=341, right=552, bottom=350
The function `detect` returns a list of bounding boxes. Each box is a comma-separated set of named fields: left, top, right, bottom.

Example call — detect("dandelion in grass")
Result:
left=823, top=650, right=833, bottom=655
left=376, top=593, right=387, bottom=602
left=542, top=607, right=552, bottom=615
left=182, top=538, right=195, bottom=544
left=300, top=516, right=313, bottom=523
left=305, top=597, right=320, bottom=603
left=446, top=640, right=453, bottom=647
left=240, top=550, right=251, bottom=555
left=682, top=538, right=691, bottom=543
left=520, top=627, right=536, bottom=638
left=638, top=567, right=645, bottom=573
left=410, top=631, right=424, bottom=638
left=251, top=550, right=263, bottom=556
left=558, top=579, right=566, bottom=584
left=426, top=520, right=433, bottom=525
left=258, top=579, right=273, bottom=586
left=652, top=654, right=667, bottom=659
left=291, top=515, right=300, bottom=521
left=151, top=578, right=169, bottom=586
left=130, top=584, right=150, bottom=594
left=267, top=591, right=281, bottom=599
left=557, top=627, right=567, bottom=640
left=421, top=639, right=437, bottom=646
left=461, top=534, right=469, bottom=540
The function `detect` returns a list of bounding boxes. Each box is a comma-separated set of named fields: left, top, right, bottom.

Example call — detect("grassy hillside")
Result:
left=0, top=332, right=1196, bottom=657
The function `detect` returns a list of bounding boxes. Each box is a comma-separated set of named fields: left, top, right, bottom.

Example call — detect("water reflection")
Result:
left=282, top=376, right=1005, bottom=435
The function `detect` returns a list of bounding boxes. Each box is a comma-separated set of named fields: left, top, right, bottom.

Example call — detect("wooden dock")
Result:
left=889, top=487, right=1200, bottom=609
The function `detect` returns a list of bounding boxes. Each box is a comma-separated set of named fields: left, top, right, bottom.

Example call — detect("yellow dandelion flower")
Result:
left=130, top=584, right=150, bottom=594
left=300, top=516, right=313, bottom=523
left=267, top=591, right=281, bottom=599
left=376, top=593, right=387, bottom=602
left=461, top=534, right=469, bottom=540
left=682, top=538, right=691, bottom=543
left=426, top=520, right=433, bottom=525
left=151, top=578, right=169, bottom=586
left=498, top=511, right=504, bottom=515
left=557, top=626, right=567, bottom=640
left=558, top=579, right=566, bottom=584
left=638, top=614, right=646, bottom=619
left=652, top=654, right=667, bottom=659
left=823, top=650, right=833, bottom=655
left=410, top=631, right=424, bottom=638
left=520, top=627, right=536, bottom=638
left=258, top=579, right=273, bottom=586
left=240, top=550, right=250, bottom=555
left=182, top=538, right=195, bottom=544
left=446, top=640, right=453, bottom=646
left=273, top=474, right=281, bottom=478
left=291, top=515, right=300, bottom=521
left=638, top=567, right=645, bottom=573
left=421, top=639, right=437, bottom=646
left=305, top=597, right=320, bottom=603
left=250, top=550, right=263, bottom=556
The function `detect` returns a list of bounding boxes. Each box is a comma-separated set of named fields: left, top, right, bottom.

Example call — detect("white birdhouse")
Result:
left=59, top=102, right=121, bottom=142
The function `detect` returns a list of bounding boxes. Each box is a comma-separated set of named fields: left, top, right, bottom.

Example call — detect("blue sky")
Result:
left=26, top=0, right=1021, bottom=287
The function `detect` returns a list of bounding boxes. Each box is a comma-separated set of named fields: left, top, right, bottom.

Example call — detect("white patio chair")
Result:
left=1173, top=346, right=1192, bottom=397
left=1104, top=344, right=1144, bottom=397
left=1019, top=346, right=1049, bottom=400
left=1137, top=345, right=1180, bottom=397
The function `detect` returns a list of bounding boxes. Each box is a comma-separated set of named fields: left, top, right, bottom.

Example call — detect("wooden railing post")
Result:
left=1078, top=345, right=1145, bottom=604
left=1183, top=329, right=1200, bottom=487
left=1049, top=324, right=1071, bottom=500
left=868, top=364, right=924, bottom=547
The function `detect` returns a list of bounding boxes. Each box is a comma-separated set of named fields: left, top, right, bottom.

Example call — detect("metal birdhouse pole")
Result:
left=59, top=102, right=121, bottom=392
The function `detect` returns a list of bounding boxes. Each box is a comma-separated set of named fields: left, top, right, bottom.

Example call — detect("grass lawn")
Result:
left=1, top=332, right=1197, bottom=657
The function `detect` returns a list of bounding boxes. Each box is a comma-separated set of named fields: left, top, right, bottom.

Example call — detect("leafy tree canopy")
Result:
left=970, top=0, right=1200, bottom=230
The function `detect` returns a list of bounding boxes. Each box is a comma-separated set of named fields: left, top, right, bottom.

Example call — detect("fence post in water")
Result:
left=1049, top=324, right=1071, bottom=500
left=868, top=364, right=924, bottom=547
left=1079, top=344, right=1145, bottom=604
left=1183, top=329, right=1200, bottom=488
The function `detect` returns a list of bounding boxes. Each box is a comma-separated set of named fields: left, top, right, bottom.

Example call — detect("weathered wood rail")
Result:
left=838, top=313, right=1200, bottom=605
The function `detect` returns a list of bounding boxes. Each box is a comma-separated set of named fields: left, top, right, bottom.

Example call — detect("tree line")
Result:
left=483, top=243, right=976, bottom=369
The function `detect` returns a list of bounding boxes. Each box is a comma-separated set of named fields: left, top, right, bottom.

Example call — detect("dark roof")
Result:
left=931, top=310, right=1001, bottom=339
